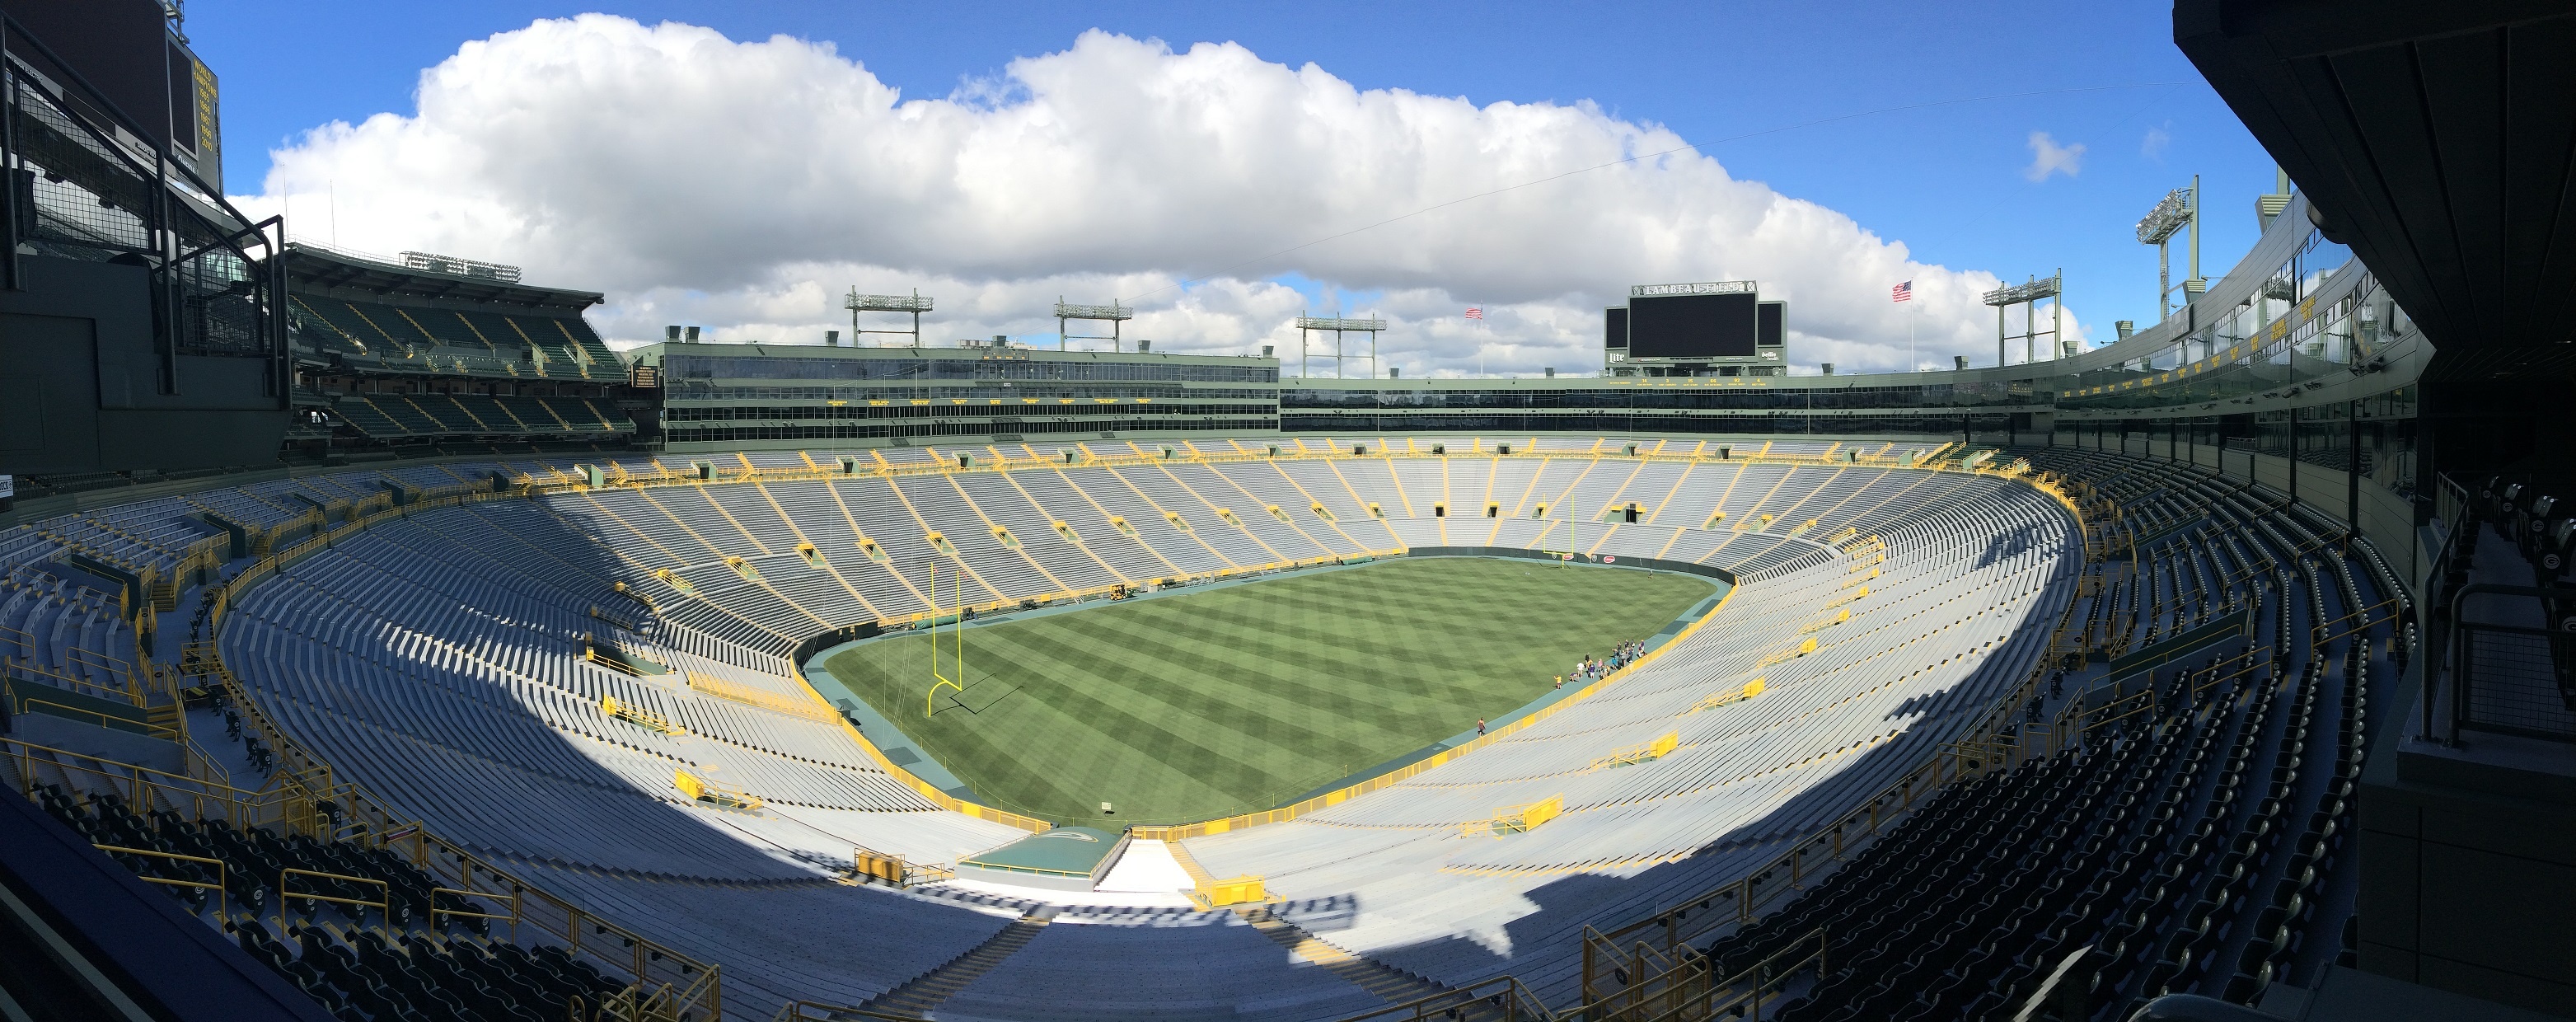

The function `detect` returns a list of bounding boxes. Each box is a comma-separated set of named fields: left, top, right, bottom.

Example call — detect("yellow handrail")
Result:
left=430, top=886, right=520, bottom=939
left=277, top=867, right=388, bottom=931
left=95, top=845, right=226, bottom=920
left=171, top=649, right=720, bottom=1015
left=3, top=689, right=174, bottom=742
left=3, top=655, right=143, bottom=706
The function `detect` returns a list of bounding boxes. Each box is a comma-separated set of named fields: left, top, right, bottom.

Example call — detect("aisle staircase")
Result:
left=862, top=905, right=1057, bottom=1015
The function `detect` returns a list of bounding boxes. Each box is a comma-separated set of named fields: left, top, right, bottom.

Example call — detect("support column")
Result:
left=2026, top=298, right=2035, bottom=365
left=2158, top=241, right=2171, bottom=323
left=2288, top=417, right=2297, bottom=499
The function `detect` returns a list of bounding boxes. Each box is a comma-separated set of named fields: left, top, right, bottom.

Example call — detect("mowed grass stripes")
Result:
left=824, top=557, right=1717, bottom=826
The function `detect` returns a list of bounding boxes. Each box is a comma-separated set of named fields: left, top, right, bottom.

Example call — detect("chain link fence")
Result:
left=2452, top=597, right=2576, bottom=743
left=8, top=55, right=280, bottom=361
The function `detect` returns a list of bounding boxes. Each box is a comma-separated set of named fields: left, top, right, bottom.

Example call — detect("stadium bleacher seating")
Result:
left=317, top=395, right=626, bottom=440
left=28, top=781, right=632, bottom=1022
left=0, top=435, right=2400, bottom=1020
left=293, top=297, right=618, bottom=378
left=288, top=283, right=630, bottom=448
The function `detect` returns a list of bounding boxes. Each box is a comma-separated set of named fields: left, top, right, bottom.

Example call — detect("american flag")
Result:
left=1891, top=281, right=1913, bottom=303
left=1464, top=307, right=1483, bottom=320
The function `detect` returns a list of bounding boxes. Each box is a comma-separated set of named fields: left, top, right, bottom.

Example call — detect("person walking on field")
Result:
left=1477, top=718, right=1487, bottom=736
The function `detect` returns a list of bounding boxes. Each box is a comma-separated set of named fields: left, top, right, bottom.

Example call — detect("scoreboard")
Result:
left=1629, top=288, right=1759, bottom=358
left=1604, top=281, right=1787, bottom=375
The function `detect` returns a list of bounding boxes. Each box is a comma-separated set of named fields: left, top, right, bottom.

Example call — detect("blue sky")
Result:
left=185, top=1, right=2279, bottom=369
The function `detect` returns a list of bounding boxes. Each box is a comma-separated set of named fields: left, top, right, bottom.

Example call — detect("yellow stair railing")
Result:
left=1461, top=795, right=1563, bottom=838
left=602, top=696, right=684, bottom=735
left=1589, top=732, right=1679, bottom=771
left=674, top=770, right=764, bottom=811
left=1688, top=677, right=1766, bottom=714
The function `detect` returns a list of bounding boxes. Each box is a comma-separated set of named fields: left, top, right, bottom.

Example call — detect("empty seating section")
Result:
left=26, top=438, right=2354, bottom=1020
left=510, top=862, right=1016, bottom=1009
left=760, top=480, right=934, bottom=618
left=1, top=565, right=135, bottom=697
left=1181, top=472, right=2077, bottom=1002
left=892, top=475, right=1058, bottom=601
left=293, top=291, right=623, bottom=441
left=1066, top=467, right=1234, bottom=575
left=20, top=785, right=635, bottom=1021
left=939, top=918, right=1388, bottom=1022
left=1672, top=444, right=2392, bottom=1021
left=295, top=295, right=613, bottom=378
left=331, top=394, right=625, bottom=439
left=1202, top=462, right=1372, bottom=557
left=1017, top=469, right=1183, bottom=581
left=952, top=471, right=1126, bottom=591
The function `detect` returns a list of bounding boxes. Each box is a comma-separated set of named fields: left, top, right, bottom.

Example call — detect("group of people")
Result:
left=1471, top=640, right=1654, bottom=739
left=1555, top=639, right=1648, bottom=692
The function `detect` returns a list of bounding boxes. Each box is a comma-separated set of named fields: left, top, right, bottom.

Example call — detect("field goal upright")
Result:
left=925, top=557, right=968, bottom=718
left=1545, top=493, right=1579, bottom=565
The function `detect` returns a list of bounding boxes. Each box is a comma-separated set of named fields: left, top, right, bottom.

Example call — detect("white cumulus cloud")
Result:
left=235, top=16, right=2086, bottom=374
left=2141, top=122, right=2172, bottom=160
left=2022, top=131, right=2087, bottom=182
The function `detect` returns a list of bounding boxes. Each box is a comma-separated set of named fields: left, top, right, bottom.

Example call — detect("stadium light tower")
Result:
left=1055, top=298, right=1135, bottom=352
left=844, top=288, right=934, bottom=347
left=1294, top=315, right=1388, bottom=379
left=2135, top=176, right=2202, bottom=323
left=1982, top=272, right=2063, bottom=366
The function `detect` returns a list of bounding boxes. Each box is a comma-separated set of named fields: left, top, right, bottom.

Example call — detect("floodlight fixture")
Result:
left=401, top=251, right=521, bottom=284
left=2135, top=176, right=2201, bottom=323
left=844, top=288, right=934, bottom=346
left=1054, top=301, right=1133, bottom=321
left=845, top=291, right=934, bottom=313
left=1980, top=276, right=2060, bottom=307
left=1056, top=298, right=1136, bottom=352
left=1295, top=315, right=1389, bottom=379
left=2135, top=190, right=2193, bottom=246
left=1982, top=271, right=2065, bottom=367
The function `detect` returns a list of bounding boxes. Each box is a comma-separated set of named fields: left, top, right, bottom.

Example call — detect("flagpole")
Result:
left=1473, top=306, right=1483, bottom=377
left=1909, top=301, right=1918, bottom=372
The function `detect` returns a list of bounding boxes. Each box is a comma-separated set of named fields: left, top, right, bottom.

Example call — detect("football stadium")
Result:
left=1, top=3, right=2571, bottom=1022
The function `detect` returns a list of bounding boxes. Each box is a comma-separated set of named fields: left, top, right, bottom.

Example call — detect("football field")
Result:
left=822, top=556, right=1719, bottom=825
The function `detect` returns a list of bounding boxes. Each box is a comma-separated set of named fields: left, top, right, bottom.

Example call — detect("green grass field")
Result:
left=822, top=557, right=1718, bottom=825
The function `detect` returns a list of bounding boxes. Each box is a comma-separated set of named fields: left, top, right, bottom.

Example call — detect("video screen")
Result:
left=1628, top=292, right=1759, bottom=358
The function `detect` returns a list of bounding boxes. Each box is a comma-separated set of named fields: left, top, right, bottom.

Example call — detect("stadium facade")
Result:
left=1, top=2, right=2569, bottom=1022
left=635, top=343, right=1281, bottom=448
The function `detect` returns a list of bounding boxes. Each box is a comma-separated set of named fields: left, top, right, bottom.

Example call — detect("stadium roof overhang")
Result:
left=284, top=245, right=604, bottom=312
left=2176, top=2, right=2576, bottom=362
